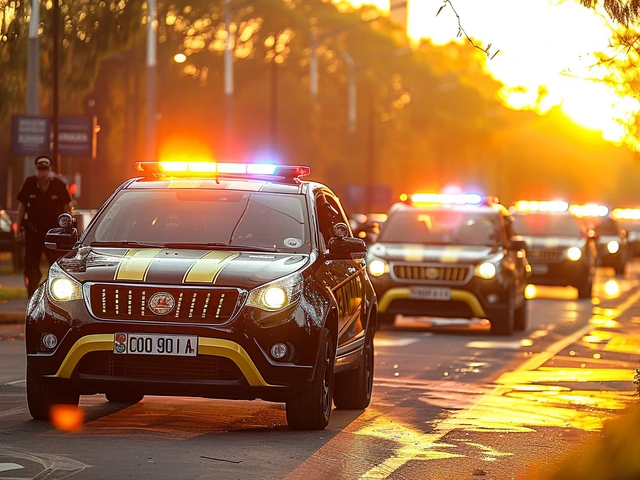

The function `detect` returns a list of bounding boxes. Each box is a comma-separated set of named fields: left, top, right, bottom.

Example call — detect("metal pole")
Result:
left=52, top=0, right=60, bottom=174
left=340, top=50, right=356, bottom=134
left=366, top=85, right=375, bottom=214
left=270, top=59, right=278, bottom=155
left=25, top=0, right=40, bottom=179
left=224, top=0, right=233, bottom=158
left=145, top=0, right=157, bottom=161
left=309, top=33, right=318, bottom=102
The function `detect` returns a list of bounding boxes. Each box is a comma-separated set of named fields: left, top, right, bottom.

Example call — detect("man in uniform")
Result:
left=14, top=156, right=73, bottom=296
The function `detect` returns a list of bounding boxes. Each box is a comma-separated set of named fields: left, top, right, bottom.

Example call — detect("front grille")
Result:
left=76, top=352, right=244, bottom=381
left=527, top=250, right=563, bottom=261
left=392, top=264, right=469, bottom=283
left=88, top=284, right=241, bottom=324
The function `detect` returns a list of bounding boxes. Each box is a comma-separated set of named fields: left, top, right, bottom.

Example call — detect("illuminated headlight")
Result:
left=246, top=272, right=302, bottom=311
left=476, top=262, right=497, bottom=279
left=47, top=263, right=83, bottom=301
left=607, top=241, right=620, bottom=254
left=368, top=259, right=387, bottom=276
left=567, top=247, right=582, bottom=261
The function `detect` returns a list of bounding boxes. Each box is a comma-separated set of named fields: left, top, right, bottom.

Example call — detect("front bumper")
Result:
left=371, top=275, right=511, bottom=320
left=527, top=258, right=591, bottom=287
left=26, top=287, right=325, bottom=402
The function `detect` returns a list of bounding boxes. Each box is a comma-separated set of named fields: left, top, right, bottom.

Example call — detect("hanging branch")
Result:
left=436, top=0, right=501, bottom=60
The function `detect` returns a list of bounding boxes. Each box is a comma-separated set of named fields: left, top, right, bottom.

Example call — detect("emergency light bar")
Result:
left=513, top=200, right=569, bottom=213
left=569, top=203, right=609, bottom=217
left=408, top=193, right=483, bottom=205
left=612, top=208, right=640, bottom=220
left=135, top=162, right=310, bottom=181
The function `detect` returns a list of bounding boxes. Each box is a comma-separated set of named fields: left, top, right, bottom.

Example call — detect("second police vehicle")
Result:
left=366, top=193, right=530, bottom=335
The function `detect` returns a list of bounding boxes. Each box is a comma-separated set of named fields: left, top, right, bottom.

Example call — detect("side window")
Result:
left=315, top=192, right=350, bottom=249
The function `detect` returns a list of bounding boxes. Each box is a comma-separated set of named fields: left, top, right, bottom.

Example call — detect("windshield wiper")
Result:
left=165, top=242, right=278, bottom=252
left=90, top=241, right=162, bottom=248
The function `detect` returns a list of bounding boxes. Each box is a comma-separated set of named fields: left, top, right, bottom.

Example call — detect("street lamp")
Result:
left=145, top=0, right=157, bottom=161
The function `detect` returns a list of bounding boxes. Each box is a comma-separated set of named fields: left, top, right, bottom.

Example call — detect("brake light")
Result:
left=11, top=222, right=17, bottom=232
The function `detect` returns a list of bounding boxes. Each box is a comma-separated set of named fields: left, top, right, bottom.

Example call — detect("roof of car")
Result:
left=125, top=177, right=305, bottom=195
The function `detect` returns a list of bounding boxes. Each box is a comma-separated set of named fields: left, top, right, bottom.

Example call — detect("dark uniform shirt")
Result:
left=17, top=176, right=72, bottom=236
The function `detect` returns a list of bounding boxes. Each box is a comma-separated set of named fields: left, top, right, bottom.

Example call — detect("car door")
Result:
left=314, top=190, right=367, bottom=351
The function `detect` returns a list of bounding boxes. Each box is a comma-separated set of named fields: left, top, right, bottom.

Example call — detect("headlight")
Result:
left=567, top=247, right=582, bottom=261
left=368, top=259, right=387, bottom=276
left=476, top=262, right=497, bottom=279
left=47, top=263, right=83, bottom=301
left=246, top=272, right=302, bottom=311
left=607, top=241, right=620, bottom=254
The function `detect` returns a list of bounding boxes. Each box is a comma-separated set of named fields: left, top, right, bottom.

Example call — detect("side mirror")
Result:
left=45, top=213, right=78, bottom=251
left=508, top=238, right=527, bottom=252
left=327, top=236, right=367, bottom=260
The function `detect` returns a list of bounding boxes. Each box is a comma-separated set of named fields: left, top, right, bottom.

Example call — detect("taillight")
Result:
left=11, top=222, right=17, bottom=232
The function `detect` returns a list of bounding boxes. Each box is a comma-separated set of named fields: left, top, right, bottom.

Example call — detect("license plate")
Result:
left=114, top=333, right=198, bottom=356
left=410, top=287, right=451, bottom=301
left=531, top=264, right=549, bottom=274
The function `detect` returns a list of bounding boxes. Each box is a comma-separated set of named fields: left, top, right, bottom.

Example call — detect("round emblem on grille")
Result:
left=426, top=268, right=439, bottom=280
left=148, top=292, right=176, bottom=315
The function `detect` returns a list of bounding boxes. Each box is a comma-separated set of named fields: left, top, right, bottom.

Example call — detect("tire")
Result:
left=514, top=297, right=528, bottom=332
left=286, top=331, right=334, bottom=430
left=490, top=287, right=515, bottom=336
left=576, top=277, right=593, bottom=299
left=106, top=393, right=144, bottom=404
left=27, top=366, right=79, bottom=420
left=334, top=328, right=374, bottom=410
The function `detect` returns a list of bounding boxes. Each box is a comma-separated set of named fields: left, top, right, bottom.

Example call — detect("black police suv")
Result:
left=511, top=206, right=598, bottom=298
left=366, top=194, right=530, bottom=335
left=26, top=162, right=377, bottom=430
left=582, top=214, right=630, bottom=276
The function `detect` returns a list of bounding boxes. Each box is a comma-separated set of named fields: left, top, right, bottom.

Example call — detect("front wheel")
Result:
left=334, top=328, right=374, bottom=410
left=490, top=287, right=515, bottom=336
left=286, top=331, right=334, bottom=430
left=576, top=276, right=593, bottom=299
left=514, top=297, right=528, bottom=332
left=27, top=366, right=79, bottom=420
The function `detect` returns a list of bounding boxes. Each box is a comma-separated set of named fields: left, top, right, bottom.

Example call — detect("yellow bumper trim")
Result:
left=52, top=334, right=272, bottom=387
left=378, top=287, right=486, bottom=318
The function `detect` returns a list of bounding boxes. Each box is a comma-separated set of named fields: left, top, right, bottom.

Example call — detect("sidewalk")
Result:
left=0, top=271, right=28, bottom=325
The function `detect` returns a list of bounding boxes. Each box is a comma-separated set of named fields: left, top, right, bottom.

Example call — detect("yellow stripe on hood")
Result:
left=115, top=249, right=163, bottom=281
left=184, top=251, right=241, bottom=284
left=403, top=245, right=424, bottom=262
left=440, top=246, right=463, bottom=263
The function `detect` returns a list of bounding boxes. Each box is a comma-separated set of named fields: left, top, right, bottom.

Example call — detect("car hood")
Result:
left=367, top=243, right=500, bottom=264
left=57, top=247, right=310, bottom=290
left=521, top=236, right=585, bottom=249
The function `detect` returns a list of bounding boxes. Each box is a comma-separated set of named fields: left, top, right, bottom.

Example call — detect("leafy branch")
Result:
left=436, top=0, right=500, bottom=60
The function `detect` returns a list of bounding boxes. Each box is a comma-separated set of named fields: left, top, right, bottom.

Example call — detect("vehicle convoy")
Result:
left=612, top=207, right=640, bottom=257
left=366, top=193, right=530, bottom=335
left=511, top=200, right=598, bottom=299
left=26, top=161, right=377, bottom=430
left=571, top=203, right=630, bottom=276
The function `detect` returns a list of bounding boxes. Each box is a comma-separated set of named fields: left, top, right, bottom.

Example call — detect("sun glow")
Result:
left=344, top=0, right=640, bottom=148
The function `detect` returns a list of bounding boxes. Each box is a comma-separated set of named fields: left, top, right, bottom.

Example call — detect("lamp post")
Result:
left=25, top=0, right=40, bottom=179
left=224, top=0, right=233, bottom=158
left=145, top=0, right=157, bottom=161
left=52, top=0, right=61, bottom=174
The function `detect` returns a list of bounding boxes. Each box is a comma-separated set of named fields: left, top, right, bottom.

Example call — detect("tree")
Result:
left=580, top=0, right=640, bottom=26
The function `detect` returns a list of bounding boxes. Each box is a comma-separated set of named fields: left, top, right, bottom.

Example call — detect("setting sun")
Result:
left=342, top=0, right=640, bottom=148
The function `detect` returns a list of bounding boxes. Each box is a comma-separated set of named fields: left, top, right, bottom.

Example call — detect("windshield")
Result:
left=378, top=208, right=502, bottom=246
left=512, top=213, right=584, bottom=237
left=82, top=189, right=311, bottom=253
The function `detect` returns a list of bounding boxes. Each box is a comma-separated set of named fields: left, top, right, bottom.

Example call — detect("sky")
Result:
left=343, top=0, right=640, bottom=149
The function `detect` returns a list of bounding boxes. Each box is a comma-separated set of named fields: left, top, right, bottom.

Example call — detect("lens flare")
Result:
left=50, top=404, right=84, bottom=431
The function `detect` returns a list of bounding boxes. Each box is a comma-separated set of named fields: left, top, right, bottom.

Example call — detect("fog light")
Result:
left=42, top=333, right=58, bottom=349
left=487, top=294, right=499, bottom=304
left=270, top=343, right=288, bottom=359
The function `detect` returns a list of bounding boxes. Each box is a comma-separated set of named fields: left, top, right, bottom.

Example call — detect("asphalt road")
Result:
left=1, top=265, right=639, bottom=479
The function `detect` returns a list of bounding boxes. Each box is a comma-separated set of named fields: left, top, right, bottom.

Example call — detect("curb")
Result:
left=0, top=311, right=25, bottom=324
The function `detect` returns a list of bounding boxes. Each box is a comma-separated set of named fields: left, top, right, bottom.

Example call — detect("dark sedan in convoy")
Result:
left=366, top=193, right=530, bottom=335
left=26, top=162, right=377, bottom=430
left=612, top=208, right=640, bottom=257
left=511, top=201, right=598, bottom=298
left=575, top=206, right=630, bottom=276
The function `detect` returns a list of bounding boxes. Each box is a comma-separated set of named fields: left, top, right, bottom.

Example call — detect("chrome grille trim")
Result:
left=390, top=263, right=472, bottom=284
left=83, top=282, right=245, bottom=325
